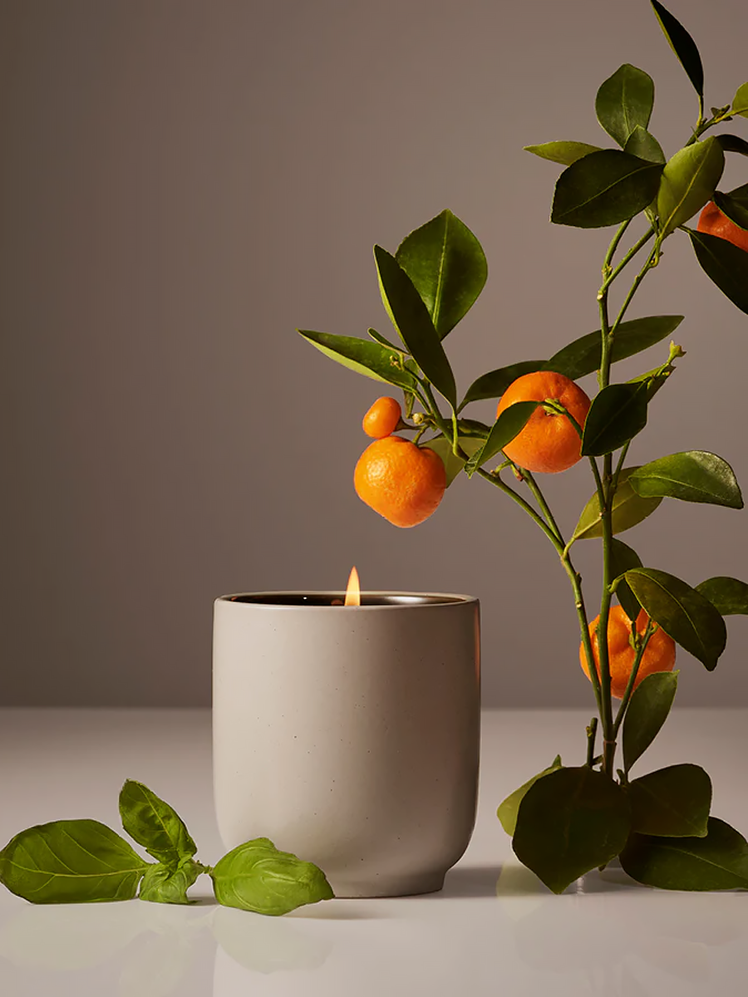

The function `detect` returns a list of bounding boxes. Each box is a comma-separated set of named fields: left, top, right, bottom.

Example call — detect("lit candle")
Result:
left=212, top=571, right=480, bottom=898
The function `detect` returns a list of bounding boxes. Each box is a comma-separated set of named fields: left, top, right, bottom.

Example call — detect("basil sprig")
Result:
left=0, top=780, right=333, bottom=915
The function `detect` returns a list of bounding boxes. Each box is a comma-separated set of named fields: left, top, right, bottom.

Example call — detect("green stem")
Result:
left=609, top=243, right=660, bottom=339
left=613, top=622, right=654, bottom=739
left=612, top=441, right=631, bottom=491
left=522, top=469, right=565, bottom=545
left=586, top=717, right=599, bottom=768
left=598, top=226, right=655, bottom=299
left=476, top=468, right=564, bottom=553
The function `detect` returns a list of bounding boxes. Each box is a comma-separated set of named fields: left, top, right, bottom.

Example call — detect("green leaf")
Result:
left=689, top=229, right=748, bottom=315
left=552, top=150, right=663, bottom=229
left=715, top=134, right=748, bottom=158
left=596, top=64, right=654, bottom=148
left=0, top=820, right=150, bottom=904
left=622, top=671, right=679, bottom=773
left=624, top=567, right=727, bottom=671
left=297, top=330, right=416, bottom=390
left=119, top=780, right=197, bottom=869
left=395, top=210, right=487, bottom=340
left=497, top=756, right=563, bottom=837
left=464, top=401, right=540, bottom=477
left=650, top=0, right=704, bottom=98
left=546, top=315, right=683, bottom=380
left=573, top=467, right=662, bottom=541
left=731, top=82, right=748, bottom=118
left=424, top=435, right=485, bottom=487
left=139, top=859, right=204, bottom=904
left=210, top=837, right=334, bottom=916
left=374, top=246, right=457, bottom=406
left=695, top=576, right=748, bottom=615
left=627, top=764, right=711, bottom=837
left=657, top=137, right=724, bottom=237
left=581, top=383, right=648, bottom=457
left=460, top=360, right=544, bottom=410
left=610, top=538, right=642, bottom=621
left=629, top=451, right=743, bottom=509
left=524, top=141, right=602, bottom=166
left=620, top=817, right=748, bottom=890
left=624, top=125, right=666, bottom=164
left=512, top=767, right=631, bottom=895
left=714, top=189, right=748, bottom=231
left=367, top=327, right=402, bottom=351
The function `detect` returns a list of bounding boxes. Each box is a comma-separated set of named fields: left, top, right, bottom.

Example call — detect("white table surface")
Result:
left=1, top=707, right=747, bottom=996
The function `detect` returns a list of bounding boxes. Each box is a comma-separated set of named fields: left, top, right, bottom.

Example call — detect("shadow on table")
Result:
left=441, top=865, right=504, bottom=898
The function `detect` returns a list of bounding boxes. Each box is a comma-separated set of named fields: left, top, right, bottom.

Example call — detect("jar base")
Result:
left=329, top=869, right=446, bottom=898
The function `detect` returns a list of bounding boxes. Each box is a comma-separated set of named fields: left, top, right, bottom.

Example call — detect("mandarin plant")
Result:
left=299, top=0, right=748, bottom=893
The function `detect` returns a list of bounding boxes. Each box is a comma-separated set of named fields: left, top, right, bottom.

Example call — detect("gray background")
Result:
left=2, top=0, right=748, bottom=708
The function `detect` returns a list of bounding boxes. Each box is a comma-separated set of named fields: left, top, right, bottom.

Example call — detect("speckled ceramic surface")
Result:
left=212, top=592, right=481, bottom=897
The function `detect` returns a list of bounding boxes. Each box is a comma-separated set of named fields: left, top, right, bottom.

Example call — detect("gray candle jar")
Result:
left=212, top=591, right=480, bottom=898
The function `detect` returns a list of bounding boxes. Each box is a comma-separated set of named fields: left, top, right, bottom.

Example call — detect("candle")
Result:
left=212, top=571, right=480, bottom=898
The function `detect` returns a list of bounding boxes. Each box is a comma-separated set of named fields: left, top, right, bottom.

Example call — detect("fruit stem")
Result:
left=612, top=621, right=655, bottom=739
left=521, top=469, right=565, bottom=545
left=586, top=717, right=599, bottom=767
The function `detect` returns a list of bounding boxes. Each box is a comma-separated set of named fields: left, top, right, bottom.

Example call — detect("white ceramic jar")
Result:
left=213, top=591, right=480, bottom=898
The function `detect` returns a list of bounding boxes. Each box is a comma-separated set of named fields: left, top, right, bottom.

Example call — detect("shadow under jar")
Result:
left=212, top=591, right=481, bottom=898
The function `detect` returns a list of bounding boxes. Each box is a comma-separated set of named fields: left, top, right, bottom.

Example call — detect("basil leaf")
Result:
left=139, top=859, right=204, bottom=905
left=119, top=780, right=197, bottom=869
left=0, top=820, right=150, bottom=904
left=596, top=64, right=654, bottom=148
left=210, top=837, right=334, bottom=916
left=524, top=141, right=602, bottom=166
left=395, top=209, right=487, bottom=339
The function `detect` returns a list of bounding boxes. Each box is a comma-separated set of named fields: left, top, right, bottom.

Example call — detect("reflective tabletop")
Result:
left=1, top=708, right=746, bottom=996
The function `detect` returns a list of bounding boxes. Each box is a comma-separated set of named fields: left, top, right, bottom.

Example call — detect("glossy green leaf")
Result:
left=552, top=150, right=663, bottom=229
left=689, top=229, right=748, bottom=315
left=581, top=383, right=648, bottom=456
left=210, top=837, right=334, bottom=916
left=546, top=315, right=683, bottom=380
left=497, top=756, right=562, bottom=837
left=573, top=467, right=662, bottom=541
left=298, top=330, right=416, bottom=390
left=624, top=125, right=666, bottom=164
left=650, top=0, right=704, bottom=98
left=714, top=190, right=748, bottom=231
left=524, top=141, right=602, bottom=166
left=119, top=780, right=197, bottom=869
left=374, top=246, right=457, bottom=406
left=624, top=567, right=727, bottom=670
left=695, top=576, right=748, bottom=615
left=460, top=360, right=544, bottom=409
left=622, top=671, right=679, bottom=773
left=732, top=82, right=748, bottom=118
left=0, top=820, right=150, bottom=904
left=465, top=401, right=540, bottom=477
left=629, top=451, right=743, bottom=509
left=628, top=764, right=711, bottom=837
left=395, top=210, right=487, bottom=339
left=596, top=64, right=654, bottom=148
left=657, top=138, right=724, bottom=237
left=715, top=134, right=748, bottom=158
left=139, top=859, right=204, bottom=904
left=621, top=817, right=748, bottom=890
left=367, top=327, right=402, bottom=351
left=424, top=435, right=485, bottom=487
left=512, top=767, right=631, bottom=894
left=610, top=538, right=642, bottom=621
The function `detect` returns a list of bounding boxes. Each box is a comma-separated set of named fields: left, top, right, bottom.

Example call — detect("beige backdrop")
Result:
left=3, top=0, right=748, bottom=707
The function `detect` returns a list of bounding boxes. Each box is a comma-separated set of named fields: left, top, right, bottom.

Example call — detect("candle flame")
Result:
left=344, top=566, right=361, bottom=606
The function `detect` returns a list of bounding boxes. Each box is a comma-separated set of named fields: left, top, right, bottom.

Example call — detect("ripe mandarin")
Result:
left=580, top=605, right=676, bottom=700
left=496, top=370, right=591, bottom=473
left=354, top=436, right=446, bottom=528
left=697, top=201, right=748, bottom=253
left=362, top=396, right=402, bottom=438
